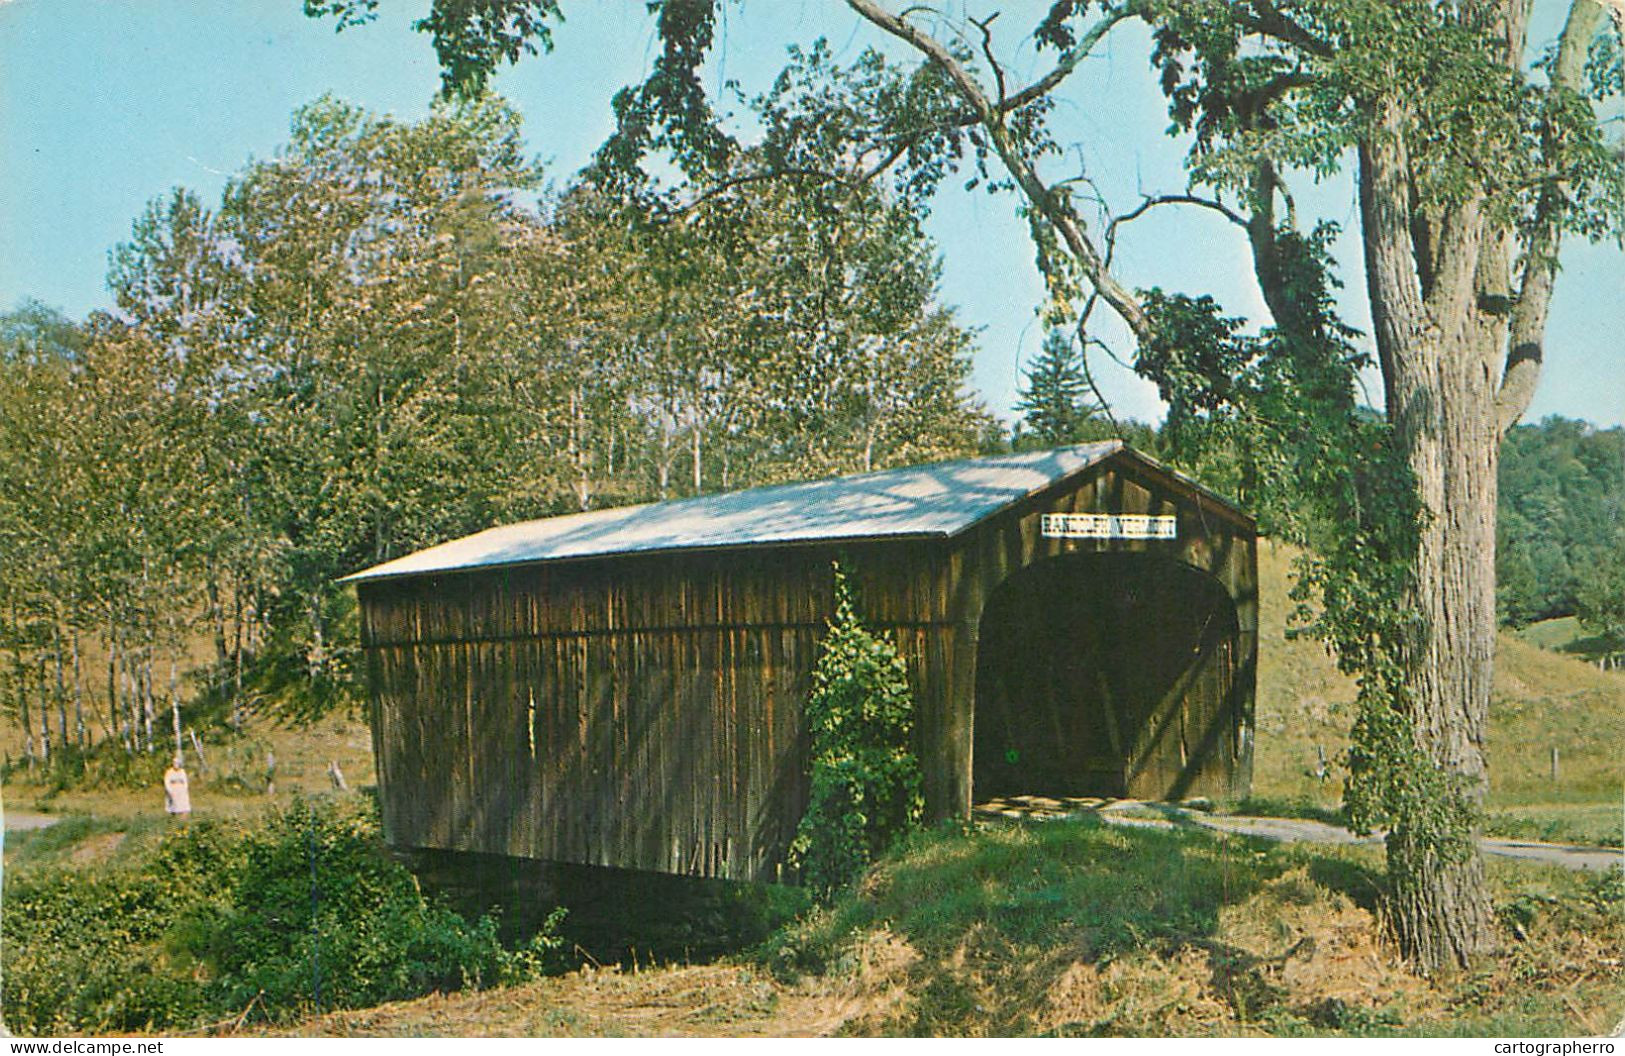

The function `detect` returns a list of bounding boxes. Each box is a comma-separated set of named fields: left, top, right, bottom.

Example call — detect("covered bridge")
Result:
left=345, top=442, right=1257, bottom=883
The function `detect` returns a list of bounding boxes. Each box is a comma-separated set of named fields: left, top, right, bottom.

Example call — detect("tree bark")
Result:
left=170, top=658, right=183, bottom=761
left=1497, top=0, right=1607, bottom=435
left=106, top=615, right=118, bottom=745
left=232, top=581, right=246, bottom=731
left=1360, top=94, right=1501, bottom=970
left=38, top=654, right=53, bottom=762
left=54, top=633, right=69, bottom=757
left=18, top=647, right=35, bottom=768
left=692, top=421, right=703, bottom=494
left=72, top=628, right=86, bottom=749
left=1383, top=323, right=1501, bottom=968
left=142, top=653, right=155, bottom=752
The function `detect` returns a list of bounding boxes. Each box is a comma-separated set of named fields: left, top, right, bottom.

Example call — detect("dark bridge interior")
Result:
left=972, top=552, right=1242, bottom=802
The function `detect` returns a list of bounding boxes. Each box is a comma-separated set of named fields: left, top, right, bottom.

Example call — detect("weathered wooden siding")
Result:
left=360, top=544, right=962, bottom=881
left=357, top=450, right=1258, bottom=882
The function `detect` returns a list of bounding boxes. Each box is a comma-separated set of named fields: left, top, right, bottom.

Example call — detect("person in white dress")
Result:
left=164, top=756, right=191, bottom=819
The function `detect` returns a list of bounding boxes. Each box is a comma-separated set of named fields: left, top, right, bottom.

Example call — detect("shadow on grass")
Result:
left=1555, top=630, right=1623, bottom=664
left=405, top=848, right=811, bottom=967
left=1296, top=848, right=1387, bottom=913
left=767, top=814, right=1416, bottom=1036
left=782, top=816, right=1278, bottom=964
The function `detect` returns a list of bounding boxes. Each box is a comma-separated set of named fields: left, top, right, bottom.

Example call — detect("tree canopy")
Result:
left=0, top=92, right=990, bottom=772
left=1498, top=417, right=1625, bottom=627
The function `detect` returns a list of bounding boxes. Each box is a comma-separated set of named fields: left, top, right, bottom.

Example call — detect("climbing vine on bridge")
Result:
left=790, top=562, right=924, bottom=899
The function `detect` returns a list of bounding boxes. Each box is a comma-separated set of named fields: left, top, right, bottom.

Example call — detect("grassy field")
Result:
left=11, top=800, right=1615, bottom=1038
left=1249, top=542, right=1625, bottom=847
left=2, top=709, right=379, bottom=832
left=1517, top=616, right=1624, bottom=667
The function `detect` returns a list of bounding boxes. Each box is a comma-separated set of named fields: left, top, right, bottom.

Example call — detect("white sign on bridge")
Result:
left=1040, top=513, right=1178, bottom=540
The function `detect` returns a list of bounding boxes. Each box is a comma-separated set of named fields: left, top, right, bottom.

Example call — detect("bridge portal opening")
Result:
left=972, top=552, right=1243, bottom=804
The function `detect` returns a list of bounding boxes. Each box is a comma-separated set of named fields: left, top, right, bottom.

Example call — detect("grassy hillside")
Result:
left=1251, top=541, right=1625, bottom=845
left=1517, top=616, right=1623, bottom=666
left=3, top=710, right=378, bottom=834
left=247, top=819, right=1623, bottom=1038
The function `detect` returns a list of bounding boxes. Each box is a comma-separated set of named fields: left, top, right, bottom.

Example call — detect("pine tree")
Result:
left=1013, top=330, right=1101, bottom=449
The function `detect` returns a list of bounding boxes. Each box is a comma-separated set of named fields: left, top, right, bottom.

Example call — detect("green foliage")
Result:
left=593, top=0, right=732, bottom=183
left=3, top=738, right=168, bottom=793
left=201, top=799, right=555, bottom=1016
left=1574, top=544, right=1625, bottom=648
left=789, top=564, right=923, bottom=898
left=0, top=84, right=990, bottom=762
left=304, top=0, right=563, bottom=99
left=1146, top=0, right=1623, bottom=236
left=1140, top=225, right=1478, bottom=858
left=0, top=799, right=564, bottom=1034
left=1, top=821, right=235, bottom=1034
left=1498, top=418, right=1625, bottom=628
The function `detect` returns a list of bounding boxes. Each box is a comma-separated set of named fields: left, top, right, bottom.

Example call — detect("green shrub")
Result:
left=201, top=799, right=515, bottom=1016
left=0, top=799, right=565, bottom=1034
left=2, top=822, right=234, bottom=1033
left=788, top=563, right=924, bottom=898
left=4, top=741, right=169, bottom=793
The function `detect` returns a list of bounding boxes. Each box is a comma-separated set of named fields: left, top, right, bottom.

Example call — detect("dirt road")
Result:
left=975, top=796, right=1624, bottom=872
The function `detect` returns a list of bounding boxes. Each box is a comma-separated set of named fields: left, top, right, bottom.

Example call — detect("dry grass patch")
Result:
left=256, top=963, right=854, bottom=1038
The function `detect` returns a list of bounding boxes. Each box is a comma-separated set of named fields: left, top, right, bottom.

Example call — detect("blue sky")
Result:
left=1, top=0, right=1620, bottom=428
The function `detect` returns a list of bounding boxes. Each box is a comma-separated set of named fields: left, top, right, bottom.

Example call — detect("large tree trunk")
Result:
left=1384, top=325, right=1501, bottom=968
left=1360, top=93, right=1505, bottom=971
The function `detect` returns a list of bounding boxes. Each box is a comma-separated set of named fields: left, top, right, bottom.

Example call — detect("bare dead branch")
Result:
left=1000, top=4, right=1140, bottom=114
left=971, top=13, right=1007, bottom=106
left=1074, top=326, right=1125, bottom=435
left=846, top=0, right=1153, bottom=342
left=1111, top=193, right=1249, bottom=234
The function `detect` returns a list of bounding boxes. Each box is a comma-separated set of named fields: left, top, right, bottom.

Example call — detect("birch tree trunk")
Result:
left=53, top=634, right=69, bottom=757
left=169, top=658, right=183, bottom=760
left=71, top=628, right=86, bottom=748
left=142, top=654, right=155, bottom=753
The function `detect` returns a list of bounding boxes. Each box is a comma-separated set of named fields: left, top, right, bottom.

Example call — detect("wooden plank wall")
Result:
left=360, top=544, right=959, bottom=882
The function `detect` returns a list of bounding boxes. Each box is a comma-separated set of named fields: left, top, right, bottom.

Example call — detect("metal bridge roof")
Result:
left=342, top=441, right=1222, bottom=583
